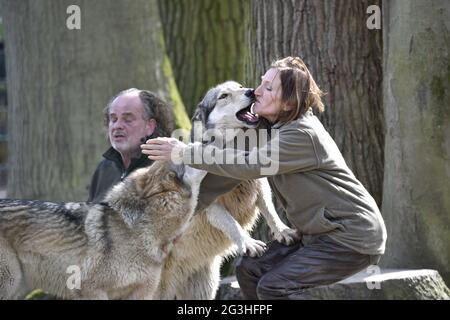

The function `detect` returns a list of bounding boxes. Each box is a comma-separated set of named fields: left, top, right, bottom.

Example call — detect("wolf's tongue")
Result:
left=243, top=111, right=259, bottom=123
left=236, top=105, right=260, bottom=124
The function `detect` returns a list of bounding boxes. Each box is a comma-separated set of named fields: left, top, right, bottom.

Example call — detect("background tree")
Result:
left=381, top=0, right=450, bottom=283
left=1, top=0, right=189, bottom=201
left=0, top=22, right=7, bottom=191
left=244, top=0, right=384, bottom=242
left=246, top=0, right=384, bottom=205
left=158, top=0, right=249, bottom=115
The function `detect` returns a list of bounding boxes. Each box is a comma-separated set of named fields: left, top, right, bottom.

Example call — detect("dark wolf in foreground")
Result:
left=0, top=162, right=206, bottom=299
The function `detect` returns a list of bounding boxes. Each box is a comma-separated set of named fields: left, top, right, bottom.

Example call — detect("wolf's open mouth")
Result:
left=236, top=103, right=259, bottom=125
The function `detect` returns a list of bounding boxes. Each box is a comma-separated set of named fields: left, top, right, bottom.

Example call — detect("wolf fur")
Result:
left=0, top=162, right=206, bottom=299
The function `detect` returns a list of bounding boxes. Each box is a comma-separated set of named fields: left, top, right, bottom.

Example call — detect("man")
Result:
left=88, top=88, right=174, bottom=203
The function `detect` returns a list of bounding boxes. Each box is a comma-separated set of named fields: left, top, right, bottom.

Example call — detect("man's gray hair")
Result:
left=103, top=88, right=175, bottom=138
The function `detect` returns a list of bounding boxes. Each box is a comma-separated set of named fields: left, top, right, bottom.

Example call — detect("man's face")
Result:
left=108, top=92, right=155, bottom=157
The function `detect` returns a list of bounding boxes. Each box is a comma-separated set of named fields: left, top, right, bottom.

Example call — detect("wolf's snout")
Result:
left=244, top=89, right=255, bottom=99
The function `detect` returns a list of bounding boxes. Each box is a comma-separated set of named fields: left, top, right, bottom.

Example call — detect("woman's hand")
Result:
left=141, top=137, right=187, bottom=162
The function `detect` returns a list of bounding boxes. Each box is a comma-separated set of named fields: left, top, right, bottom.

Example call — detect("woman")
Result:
left=141, top=57, right=387, bottom=300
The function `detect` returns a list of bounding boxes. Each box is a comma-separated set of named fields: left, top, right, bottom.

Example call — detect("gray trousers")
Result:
left=235, top=235, right=381, bottom=300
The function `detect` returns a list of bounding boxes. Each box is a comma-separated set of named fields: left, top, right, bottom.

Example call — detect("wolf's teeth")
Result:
left=250, top=103, right=256, bottom=115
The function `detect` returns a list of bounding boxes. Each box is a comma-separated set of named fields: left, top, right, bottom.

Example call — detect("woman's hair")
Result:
left=271, top=56, right=325, bottom=123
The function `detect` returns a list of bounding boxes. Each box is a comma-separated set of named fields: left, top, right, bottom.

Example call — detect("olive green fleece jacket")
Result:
left=184, top=110, right=387, bottom=256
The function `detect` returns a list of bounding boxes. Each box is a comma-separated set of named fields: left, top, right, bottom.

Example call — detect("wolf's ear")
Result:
left=191, top=104, right=207, bottom=125
left=191, top=104, right=207, bottom=143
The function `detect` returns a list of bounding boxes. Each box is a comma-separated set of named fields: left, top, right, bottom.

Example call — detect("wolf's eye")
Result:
left=219, top=93, right=229, bottom=100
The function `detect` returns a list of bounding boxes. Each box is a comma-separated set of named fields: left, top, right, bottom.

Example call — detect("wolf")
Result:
left=156, top=81, right=299, bottom=299
left=0, top=162, right=206, bottom=299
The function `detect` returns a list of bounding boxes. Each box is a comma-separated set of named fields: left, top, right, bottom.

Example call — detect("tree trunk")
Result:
left=248, top=0, right=384, bottom=205
left=246, top=0, right=384, bottom=242
left=381, top=0, right=450, bottom=283
left=158, top=0, right=249, bottom=116
left=1, top=0, right=189, bottom=201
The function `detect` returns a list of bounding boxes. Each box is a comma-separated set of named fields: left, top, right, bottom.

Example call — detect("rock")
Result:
left=216, top=269, right=450, bottom=300
left=216, top=276, right=243, bottom=300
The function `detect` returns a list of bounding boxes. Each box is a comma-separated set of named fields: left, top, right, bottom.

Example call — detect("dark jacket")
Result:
left=88, top=147, right=241, bottom=209
left=88, top=147, right=153, bottom=203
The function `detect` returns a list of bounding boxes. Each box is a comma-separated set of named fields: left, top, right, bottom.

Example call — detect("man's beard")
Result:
left=111, top=139, right=140, bottom=158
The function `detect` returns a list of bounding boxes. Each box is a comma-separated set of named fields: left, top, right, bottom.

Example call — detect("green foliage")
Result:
left=25, top=289, right=48, bottom=300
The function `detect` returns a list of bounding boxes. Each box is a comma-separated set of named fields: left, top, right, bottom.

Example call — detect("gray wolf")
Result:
left=0, top=161, right=206, bottom=299
left=156, top=81, right=299, bottom=299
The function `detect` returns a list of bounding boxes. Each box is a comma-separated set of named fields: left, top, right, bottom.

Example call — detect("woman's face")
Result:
left=253, top=68, right=284, bottom=123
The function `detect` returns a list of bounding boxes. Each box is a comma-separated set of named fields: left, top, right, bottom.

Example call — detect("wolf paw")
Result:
left=238, top=237, right=267, bottom=257
left=272, top=226, right=301, bottom=246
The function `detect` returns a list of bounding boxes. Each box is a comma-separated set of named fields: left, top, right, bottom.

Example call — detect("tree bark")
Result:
left=158, top=0, right=250, bottom=116
left=1, top=0, right=189, bottom=201
left=247, top=0, right=384, bottom=205
left=382, top=0, right=450, bottom=283
left=245, top=0, right=384, bottom=242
